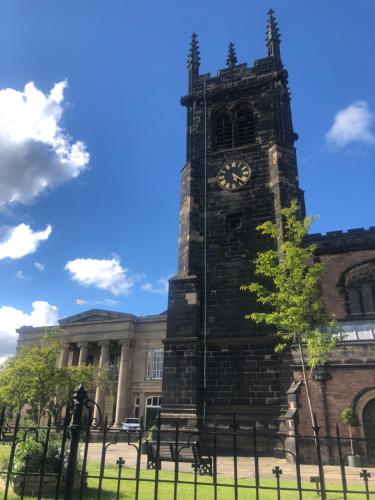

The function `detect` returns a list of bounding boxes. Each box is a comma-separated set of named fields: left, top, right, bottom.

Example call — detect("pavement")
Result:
left=85, top=442, right=375, bottom=485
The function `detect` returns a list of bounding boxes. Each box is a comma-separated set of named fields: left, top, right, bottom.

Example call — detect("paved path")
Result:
left=85, top=443, right=375, bottom=485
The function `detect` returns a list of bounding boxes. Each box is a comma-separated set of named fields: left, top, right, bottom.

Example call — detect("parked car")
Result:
left=122, top=417, right=141, bottom=431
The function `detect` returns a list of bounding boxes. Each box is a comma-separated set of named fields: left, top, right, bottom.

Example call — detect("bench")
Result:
left=145, top=440, right=212, bottom=475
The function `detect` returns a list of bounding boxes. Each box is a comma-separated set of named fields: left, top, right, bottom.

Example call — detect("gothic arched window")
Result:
left=235, top=104, right=255, bottom=146
left=212, top=109, right=233, bottom=150
left=344, top=262, right=375, bottom=315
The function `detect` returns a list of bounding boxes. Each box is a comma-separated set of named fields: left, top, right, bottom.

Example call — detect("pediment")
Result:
left=59, top=309, right=137, bottom=325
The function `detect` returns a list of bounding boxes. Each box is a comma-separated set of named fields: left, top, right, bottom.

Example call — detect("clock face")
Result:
left=217, top=160, right=251, bottom=191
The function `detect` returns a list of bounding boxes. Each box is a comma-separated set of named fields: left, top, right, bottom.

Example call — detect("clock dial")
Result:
left=217, top=160, right=251, bottom=191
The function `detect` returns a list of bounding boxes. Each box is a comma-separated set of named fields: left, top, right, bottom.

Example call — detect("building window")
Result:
left=108, top=353, right=120, bottom=383
left=147, top=396, right=161, bottom=407
left=212, top=109, right=233, bottom=150
left=86, top=354, right=94, bottom=366
left=235, top=105, right=255, bottom=146
left=108, top=353, right=120, bottom=367
left=338, top=321, right=375, bottom=340
left=146, top=349, right=164, bottom=380
left=145, top=396, right=161, bottom=428
left=344, top=263, right=375, bottom=316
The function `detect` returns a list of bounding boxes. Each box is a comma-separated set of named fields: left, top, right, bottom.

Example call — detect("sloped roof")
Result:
left=58, top=309, right=138, bottom=325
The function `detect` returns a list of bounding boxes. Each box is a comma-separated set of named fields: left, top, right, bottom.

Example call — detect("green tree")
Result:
left=0, top=330, right=112, bottom=423
left=241, top=200, right=337, bottom=426
left=340, top=407, right=358, bottom=455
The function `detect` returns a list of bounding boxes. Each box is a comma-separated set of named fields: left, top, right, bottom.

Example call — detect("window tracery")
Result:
left=345, top=262, right=375, bottom=315
left=212, top=109, right=233, bottom=150
left=234, top=104, right=255, bottom=146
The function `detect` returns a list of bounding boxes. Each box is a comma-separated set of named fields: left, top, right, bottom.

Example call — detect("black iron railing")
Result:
left=0, top=385, right=374, bottom=499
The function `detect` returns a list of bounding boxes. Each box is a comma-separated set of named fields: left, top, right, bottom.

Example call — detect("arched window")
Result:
left=235, top=104, right=255, bottom=146
left=345, top=262, right=375, bottom=315
left=145, top=396, right=162, bottom=428
left=212, top=109, right=233, bottom=150
left=363, top=399, right=375, bottom=458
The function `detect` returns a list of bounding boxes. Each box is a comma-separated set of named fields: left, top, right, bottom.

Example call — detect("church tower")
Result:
left=162, top=11, right=305, bottom=427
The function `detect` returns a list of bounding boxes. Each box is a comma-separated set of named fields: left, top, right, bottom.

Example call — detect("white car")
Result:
left=122, top=417, right=141, bottom=431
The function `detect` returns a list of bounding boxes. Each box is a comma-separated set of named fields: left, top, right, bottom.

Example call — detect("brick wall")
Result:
left=291, top=342, right=375, bottom=438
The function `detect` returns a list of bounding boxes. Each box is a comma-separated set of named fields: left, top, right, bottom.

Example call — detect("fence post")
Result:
left=0, top=407, right=5, bottom=439
left=64, top=384, right=87, bottom=500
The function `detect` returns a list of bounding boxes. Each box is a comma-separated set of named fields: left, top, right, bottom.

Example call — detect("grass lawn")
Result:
left=0, top=445, right=372, bottom=499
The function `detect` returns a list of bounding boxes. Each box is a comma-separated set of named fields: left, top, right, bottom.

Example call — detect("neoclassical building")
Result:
left=17, top=309, right=166, bottom=427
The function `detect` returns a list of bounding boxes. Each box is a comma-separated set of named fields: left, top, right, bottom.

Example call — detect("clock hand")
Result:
left=232, top=173, right=246, bottom=182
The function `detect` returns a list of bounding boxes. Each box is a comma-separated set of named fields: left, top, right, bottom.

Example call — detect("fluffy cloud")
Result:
left=0, top=223, right=52, bottom=260
left=0, top=81, right=89, bottom=207
left=65, top=257, right=135, bottom=296
left=326, top=101, right=375, bottom=148
left=0, top=301, right=58, bottom=360
left=141, top=278, right=169, bottom=294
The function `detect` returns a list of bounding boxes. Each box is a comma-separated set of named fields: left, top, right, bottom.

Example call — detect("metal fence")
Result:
left=0, top=384, right=374, bottom=499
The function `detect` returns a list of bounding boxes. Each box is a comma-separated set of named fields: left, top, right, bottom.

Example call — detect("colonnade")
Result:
left=59, top=339, right=130, bottom=427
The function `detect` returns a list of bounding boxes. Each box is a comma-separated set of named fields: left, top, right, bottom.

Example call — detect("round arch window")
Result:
left=145, top=396, right=161, bottom=428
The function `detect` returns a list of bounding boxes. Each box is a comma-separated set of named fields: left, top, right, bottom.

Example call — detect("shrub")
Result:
left=1, top=433, right=80, bottom=474
left=340, top=407, right=358, bottom=427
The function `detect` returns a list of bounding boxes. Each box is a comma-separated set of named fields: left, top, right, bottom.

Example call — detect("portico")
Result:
left=17, top=309, right=166, bottom=427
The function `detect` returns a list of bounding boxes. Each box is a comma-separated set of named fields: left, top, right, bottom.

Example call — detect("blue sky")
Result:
left=0, top=0, right=374, bottom=359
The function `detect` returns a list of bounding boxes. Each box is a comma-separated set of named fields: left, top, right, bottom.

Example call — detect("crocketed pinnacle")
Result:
left=226, top=42, right=237, bottom=68
left=187, top=32, right=201, bottom=69
left=266, top=9, right=281, bottom=60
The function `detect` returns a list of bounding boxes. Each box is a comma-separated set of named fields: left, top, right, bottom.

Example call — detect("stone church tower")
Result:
left=162, top=11, right=305, bottom=427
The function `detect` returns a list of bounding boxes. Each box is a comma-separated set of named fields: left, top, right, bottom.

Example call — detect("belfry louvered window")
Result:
left=345, top=263, right=375, bottom=315
left=235, top=105, right=255, bottom=146
left=212, top=110, right=233, bottom=150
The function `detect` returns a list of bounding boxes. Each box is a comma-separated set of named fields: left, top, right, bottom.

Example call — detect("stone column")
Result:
left=78, top=342, right=89, bottom=366
left=114, top=340, right=130, bottom=427
left=93, top=341, right=110, bottom=424
left=59, top=344, right=69, bottom=368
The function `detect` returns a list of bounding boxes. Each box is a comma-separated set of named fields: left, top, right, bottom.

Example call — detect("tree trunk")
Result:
left=349, top=424, right=354, bottom=455
left=298, top=341, right=315, bottom=427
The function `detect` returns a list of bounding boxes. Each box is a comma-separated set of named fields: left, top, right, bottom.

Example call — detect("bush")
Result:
left=1, top=433, right=80, bottom=474
left=341, top=407, right=358, bottom=427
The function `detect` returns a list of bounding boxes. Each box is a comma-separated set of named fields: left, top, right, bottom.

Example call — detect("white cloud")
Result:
left=326, top=101, right=375, bottom=148
left=15, top=270, right=29, bottom=281
left=0, top=301, right=58, bottom=359
left=141, top=278, right=169, bottom=295
left=0, top=223, right=52, bottom=260
left=0, top=81, right=89, bottom=207
left=99, top=298, right=119, bottom=306
left=75, top=297, right=120, bottom=307
left=65, top=257, right=135, bottom=296
left=34, top=262, right=45, bottom=271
